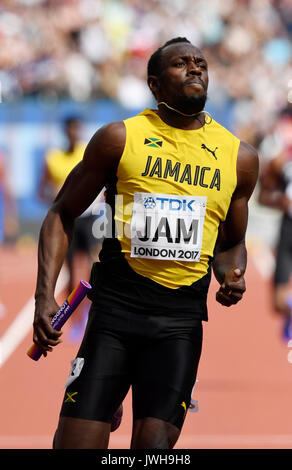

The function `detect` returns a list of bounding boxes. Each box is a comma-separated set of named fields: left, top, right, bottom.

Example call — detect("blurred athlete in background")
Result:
left=258, top=105, right=292, bottom=338
left=39, top=116, right=101, bottom=340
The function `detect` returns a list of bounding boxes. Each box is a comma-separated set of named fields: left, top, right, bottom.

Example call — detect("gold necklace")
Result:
left=158, top=101, right=212, bottom=124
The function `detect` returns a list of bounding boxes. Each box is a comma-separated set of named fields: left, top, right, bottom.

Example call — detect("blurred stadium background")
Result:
left=0, top=0, right=292, bottom=450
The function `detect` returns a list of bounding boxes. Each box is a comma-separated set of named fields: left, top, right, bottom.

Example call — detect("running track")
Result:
left=1, top=240, right=292, bottom=449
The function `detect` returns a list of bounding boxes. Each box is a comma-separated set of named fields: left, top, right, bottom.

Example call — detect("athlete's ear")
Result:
left=147, top=75, right=160, bottom=98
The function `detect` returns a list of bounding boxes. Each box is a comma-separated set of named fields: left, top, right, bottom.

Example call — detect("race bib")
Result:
left=130, top=193, right=207, bottom=262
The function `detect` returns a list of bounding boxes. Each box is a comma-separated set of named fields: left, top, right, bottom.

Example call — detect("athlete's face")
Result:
left=66, top=120, right=81, bottom=145
left=150, top=43, right=209, bottom=115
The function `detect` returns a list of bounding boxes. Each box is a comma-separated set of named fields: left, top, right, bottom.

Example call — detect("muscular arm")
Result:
left=213, top=140, right=259, bottom=306
left=33, top=122, right=125, bottom=354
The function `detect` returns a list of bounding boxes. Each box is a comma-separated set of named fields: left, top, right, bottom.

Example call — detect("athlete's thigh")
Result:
left=132, top=321, right=203, bottom=431
left=59, top=310, right=131, bottom=424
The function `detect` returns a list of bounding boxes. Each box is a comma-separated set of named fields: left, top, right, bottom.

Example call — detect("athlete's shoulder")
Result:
left=238, top=140, right=259, bottom=168
left=83, top=121, right=126, bottom=173
left=210, top=117, right=239, bottom=141
left=96, top=120, right=126, bottom=140
left=236, top=140, right=259, bottom=196
left=87, top=121, right=126, bottom=153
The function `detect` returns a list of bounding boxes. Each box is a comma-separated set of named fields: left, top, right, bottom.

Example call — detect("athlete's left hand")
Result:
left=216, top=267, right=246, bottom=307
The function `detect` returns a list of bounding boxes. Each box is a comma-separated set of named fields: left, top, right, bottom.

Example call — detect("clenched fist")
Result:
left=216, top=268, right=246, bottom=307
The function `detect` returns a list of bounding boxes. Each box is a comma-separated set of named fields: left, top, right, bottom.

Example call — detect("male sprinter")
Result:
left=32, top=37, right=258, bottom=449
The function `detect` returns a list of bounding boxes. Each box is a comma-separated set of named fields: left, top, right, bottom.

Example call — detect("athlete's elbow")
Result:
left=215, top=236, right=246, bottom=255
left=46, top=204, right=75, bottom=236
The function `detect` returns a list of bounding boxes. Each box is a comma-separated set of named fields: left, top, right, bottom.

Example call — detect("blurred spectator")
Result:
left=0, top=0, right=291, bottom=141
left=258, top=105, right=292, bottom=337
left=0, top=147, right=19, bottom=244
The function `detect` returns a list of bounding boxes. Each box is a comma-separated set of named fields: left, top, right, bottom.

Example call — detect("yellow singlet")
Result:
left=112, top=108, right=240, bottom=289
left=113, top=108, right=240, bottom=289
left=46, top=143, right=86, bottom=194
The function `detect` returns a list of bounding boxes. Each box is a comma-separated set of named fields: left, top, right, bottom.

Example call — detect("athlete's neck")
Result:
left=66, top=142, right=77, bottom=154
left=156, top=102, right=208, bottom=130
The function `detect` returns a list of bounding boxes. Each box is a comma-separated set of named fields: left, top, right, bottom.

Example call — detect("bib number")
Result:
left=130, top=193, right=206, bottom=262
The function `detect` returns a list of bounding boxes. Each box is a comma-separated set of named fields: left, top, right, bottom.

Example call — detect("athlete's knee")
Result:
left=53, top=416, right=110, bottom=449
left=131, top=418, right=180, bottom=449
left=132, top=430, right=173, bottom=449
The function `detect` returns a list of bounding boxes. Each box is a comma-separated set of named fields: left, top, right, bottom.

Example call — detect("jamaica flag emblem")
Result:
left=144, top=137, right=163, bottom=148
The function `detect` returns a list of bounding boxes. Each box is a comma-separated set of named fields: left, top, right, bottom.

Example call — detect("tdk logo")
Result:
left=143, top=197, right=156, bottom=209
left=143, top=196, right=197, bottom=211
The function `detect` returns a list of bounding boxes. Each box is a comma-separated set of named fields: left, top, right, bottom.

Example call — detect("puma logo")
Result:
left=201, top=143, right=218, bottom=160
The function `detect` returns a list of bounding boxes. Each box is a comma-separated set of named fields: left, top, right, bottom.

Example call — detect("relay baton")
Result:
left=283, top=295, right=292, bottom=341
left=283, top=315, right=291, bottom=341
left=27, top=280, right=92, bottom=361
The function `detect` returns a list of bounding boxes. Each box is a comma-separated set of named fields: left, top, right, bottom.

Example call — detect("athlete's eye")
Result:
left=174, top=61, right=185, bottom=67
left=195, top=61, right=207, bottom=70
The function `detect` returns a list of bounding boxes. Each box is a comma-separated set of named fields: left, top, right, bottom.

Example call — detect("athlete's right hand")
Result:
left=33, top=296, right=63, bottom=356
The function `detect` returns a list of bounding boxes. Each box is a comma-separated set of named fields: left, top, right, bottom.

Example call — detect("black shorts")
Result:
left=274, top=215, right=292, bottom=286
left=59, top=305, right=203, bottom=430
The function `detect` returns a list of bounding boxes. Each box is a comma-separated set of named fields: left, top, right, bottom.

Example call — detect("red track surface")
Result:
left=0, top=243, right=292, bottom=449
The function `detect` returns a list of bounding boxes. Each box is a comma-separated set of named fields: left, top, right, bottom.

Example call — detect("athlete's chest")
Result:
left=118, top=127, right=235, bottom=198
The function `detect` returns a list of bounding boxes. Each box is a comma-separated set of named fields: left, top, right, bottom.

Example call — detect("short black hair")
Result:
left=147, top=37, right=191, bottom=78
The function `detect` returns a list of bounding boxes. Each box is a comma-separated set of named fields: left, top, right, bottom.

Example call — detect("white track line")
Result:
left=0, top=268, right=69, bottom=368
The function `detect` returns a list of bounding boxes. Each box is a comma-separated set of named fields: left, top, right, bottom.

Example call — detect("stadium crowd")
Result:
left=0, top=0, right=291, bottom=142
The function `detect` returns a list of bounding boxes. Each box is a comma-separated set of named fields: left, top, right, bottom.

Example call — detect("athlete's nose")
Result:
left=188, top=62, right=201, bottom=76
